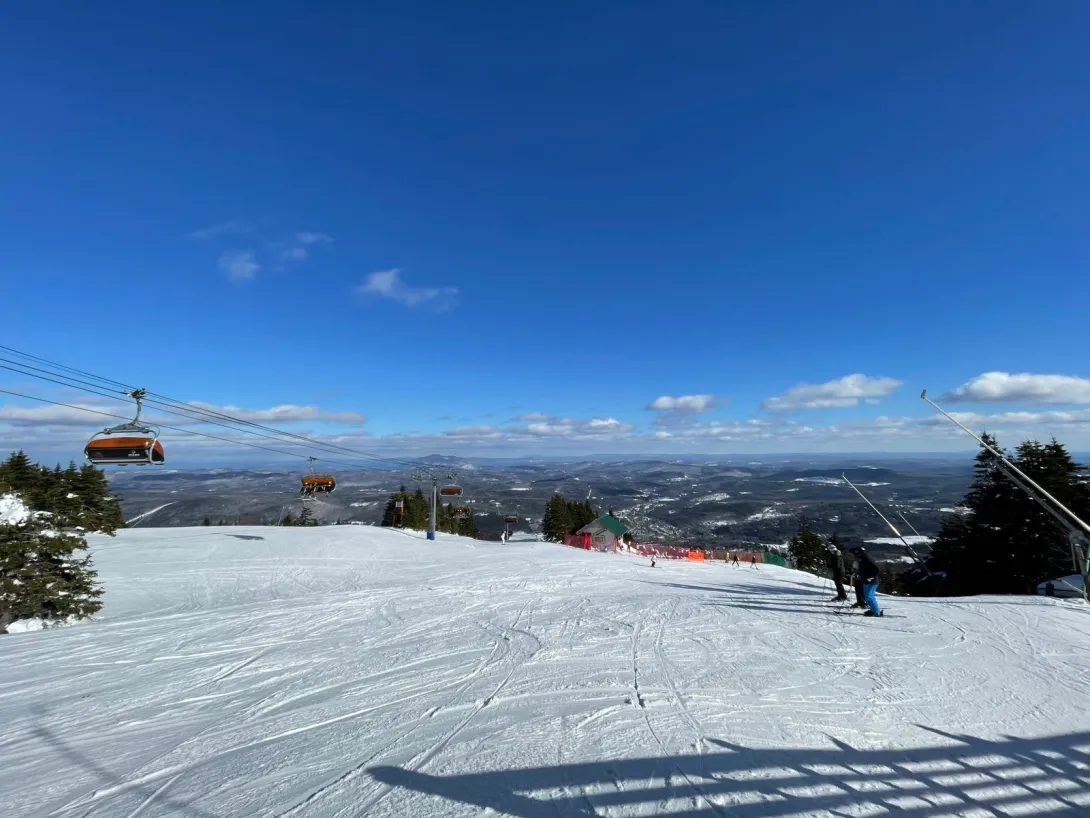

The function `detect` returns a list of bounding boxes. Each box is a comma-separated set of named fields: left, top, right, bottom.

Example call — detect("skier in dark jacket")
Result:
left=850, top=546, right=883, bottom=617
left=825, top=542, right=848, bottom=602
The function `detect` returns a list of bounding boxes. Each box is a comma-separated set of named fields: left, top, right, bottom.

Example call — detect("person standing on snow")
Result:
left=850, top=546, right=883, bottom=617
left=731, top=553, right=740, bottom=568
left=825, top=541, right=848, bottom=602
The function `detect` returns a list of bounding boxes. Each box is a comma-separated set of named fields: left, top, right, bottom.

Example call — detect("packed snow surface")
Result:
left=3, top=526, right=1090, bottom=817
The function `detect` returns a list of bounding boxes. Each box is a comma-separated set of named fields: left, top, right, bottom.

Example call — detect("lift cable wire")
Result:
left=0, top=349, right=420, bottom=471
left=0, top=387, right=334, bottom=464
left=0, top=346, right=420, bottom=468
left=0, top=348, right=423, bottom=470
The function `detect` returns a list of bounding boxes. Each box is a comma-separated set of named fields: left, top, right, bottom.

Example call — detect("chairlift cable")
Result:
left=0, top=347, right=421, bottom=469
left=0, top=346, right=419, bottom=467
left=0, top=388, right=321, bottom=462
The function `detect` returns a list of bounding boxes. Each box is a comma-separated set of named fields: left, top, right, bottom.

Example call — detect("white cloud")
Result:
left=354, top=269, right=459, bottom=311
left=185, top=402, right=366, bottom=425
left=512, top=415, right=634, bottom=438
left=762, top=374, right=903, bottom=411
left=526, top=422, right=574, bottom=436
left=919, top=408, right=1090, bottom=428
left=444, top=425, right=503, bottom=438
left=218, top=251, right=260, bottom=281
left=583, top=418, right=631, bottom=434
left=513, top=412, right=551, bottom=422
left=296, top=232, right=334, bottom=245
left=189, top=221, right=247, bottom=240
left=0, top=403, right=119, bottom=427
left=941, top=372, right=1090, bottom=405
left=646, top=395, right=717, bottom=414
left=283, top=247, right=308, bottom=261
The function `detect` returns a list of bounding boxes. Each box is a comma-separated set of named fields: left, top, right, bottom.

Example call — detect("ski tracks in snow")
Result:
left=5, top=527, right=1090, bottom=818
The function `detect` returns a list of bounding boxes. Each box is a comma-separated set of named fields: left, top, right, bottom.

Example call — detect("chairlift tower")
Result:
left=921, top=389, right=1090, bottom=600
left=411, top=467, right=459, bottom=541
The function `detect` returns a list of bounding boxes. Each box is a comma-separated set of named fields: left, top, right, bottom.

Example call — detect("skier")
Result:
left=750, top=554, right=758, bottom=569
left=650, top=558, right=656, bottom=568
left=825, top=541, right=848, bottom=602
left=850, top=546, right=883, bottom=617
left=731, top=553, right=740, bottom=568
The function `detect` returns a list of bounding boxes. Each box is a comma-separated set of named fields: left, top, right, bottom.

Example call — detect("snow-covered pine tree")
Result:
left=0, top=494, right=104, bottom=634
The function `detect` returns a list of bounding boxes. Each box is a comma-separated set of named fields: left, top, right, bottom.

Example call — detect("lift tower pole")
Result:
left=920, top=389, right=1090, bottom=600
left=411, top=467, right=458, bottom=542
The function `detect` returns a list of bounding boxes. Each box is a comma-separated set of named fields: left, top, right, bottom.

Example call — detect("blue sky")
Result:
left=2, top=1, right=1089, bottom=464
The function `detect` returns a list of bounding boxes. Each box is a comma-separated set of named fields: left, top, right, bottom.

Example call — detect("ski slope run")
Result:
left=3, top=526, right=1090, bottom=817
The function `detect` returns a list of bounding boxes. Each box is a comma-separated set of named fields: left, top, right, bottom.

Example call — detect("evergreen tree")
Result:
left=541, top=494, right=572, bottom=542
left=569, top=500, right=596, bottom=532
left=0, top=451, right=38, bottom=498
left=280, top=511, right=294, bottom=526
left=0, top=496, right=104, bottom=634
left=926, top=434, right=1090, bottom=595
left=788, top=516, right=826, bottom=575
left=298, top=505, right=316, bottom=526
left=381, top=485, right=410, bottom=527
left=457, top=510, right=480, bottom=539
left=202, top=517, right=213, bottom=526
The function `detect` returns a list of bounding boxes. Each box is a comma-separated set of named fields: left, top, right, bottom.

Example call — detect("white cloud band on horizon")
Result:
left=941, top=372, right=1090, bottom=405
left=8, top=403, right=1090, bottom=463
left=762, top=374, right=903, bottom=411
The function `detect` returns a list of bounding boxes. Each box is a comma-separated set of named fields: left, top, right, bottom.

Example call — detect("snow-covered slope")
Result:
left=3, top=526, right=1090, bottom=817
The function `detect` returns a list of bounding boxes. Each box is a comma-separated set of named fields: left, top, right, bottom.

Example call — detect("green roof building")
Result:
left=575, top=513, right=630, bottom=549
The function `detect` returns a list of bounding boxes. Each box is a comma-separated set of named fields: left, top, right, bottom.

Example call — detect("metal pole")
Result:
left=898, top=511, right=923, bottom=538
left=428, top=480, right=437, bottom=541
left=842, top=474, right=930, bottom=571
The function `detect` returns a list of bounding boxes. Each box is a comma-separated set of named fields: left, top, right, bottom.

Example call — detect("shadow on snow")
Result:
left=370, top=727, right=1090, bottom=817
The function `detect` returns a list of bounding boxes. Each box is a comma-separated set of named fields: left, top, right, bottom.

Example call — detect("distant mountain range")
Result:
left=107, top=455, right=975, bottom=563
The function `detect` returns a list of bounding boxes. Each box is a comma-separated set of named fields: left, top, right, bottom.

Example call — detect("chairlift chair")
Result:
left=84, top=389, right=165, bottom=465
left=504, top=516, right=519, bottom=525
left=300, top=457, right=336, bottom=497
left=439, top=485, right=463, bottom=497
left=454, top=506, right=471, bottom=520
